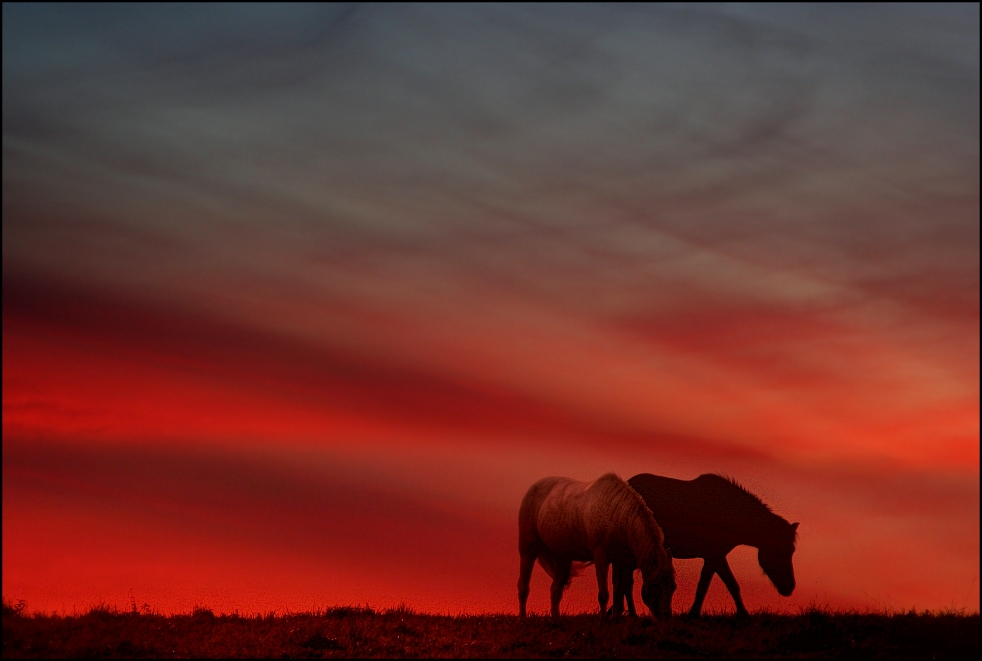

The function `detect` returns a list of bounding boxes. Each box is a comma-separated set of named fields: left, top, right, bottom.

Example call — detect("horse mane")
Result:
left=592, top=474, right=661, bottom=528
left=591, top=473, right=668, bottom=569
left=623, top=479, right=666, bottom=547
left=712, top=473, right=773, bottom=513
left=708, top=473, right=796, bottom=542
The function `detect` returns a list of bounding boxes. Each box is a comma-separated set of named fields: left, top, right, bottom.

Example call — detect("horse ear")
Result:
left=790, top=522, right=799, bottom=531
left=666, top=547, right=673, bottom=561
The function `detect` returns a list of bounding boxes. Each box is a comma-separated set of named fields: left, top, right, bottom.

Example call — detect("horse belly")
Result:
left=663, top=543, right=698, bottom=560
left=606, top=543, right=635, bottom=567
left=538, top=526, right=591, bottom=559
left=536, top=510, right=591, bottom=559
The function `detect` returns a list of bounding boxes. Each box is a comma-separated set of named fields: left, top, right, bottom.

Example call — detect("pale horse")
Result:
left=517, top=473, right=676, bottom=618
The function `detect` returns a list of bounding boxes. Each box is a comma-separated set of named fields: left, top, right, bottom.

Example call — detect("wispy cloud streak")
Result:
left=3, top=3, right=978, bottom=613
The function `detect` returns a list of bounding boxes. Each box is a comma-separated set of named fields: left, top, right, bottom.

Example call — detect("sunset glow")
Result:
left=3, top=3, right=979, bottom=616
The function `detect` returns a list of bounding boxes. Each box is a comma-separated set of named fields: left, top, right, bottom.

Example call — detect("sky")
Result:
left=3, top=3, right=979, bottom=616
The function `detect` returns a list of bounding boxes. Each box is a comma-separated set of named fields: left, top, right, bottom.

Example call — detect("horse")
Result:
left=612, top=473, right=798, bottom=617
left=517, top=473, right=676, bottom=619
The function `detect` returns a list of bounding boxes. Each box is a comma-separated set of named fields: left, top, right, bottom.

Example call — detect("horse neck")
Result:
left=742, top=510, right=783, bottom=549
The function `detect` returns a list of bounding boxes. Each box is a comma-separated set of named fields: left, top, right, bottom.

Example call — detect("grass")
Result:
left=2, top=599, right=978, bottom=658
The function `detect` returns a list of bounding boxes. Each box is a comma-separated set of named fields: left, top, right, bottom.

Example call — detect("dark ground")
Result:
left=2, top=601, right=978, bottom=658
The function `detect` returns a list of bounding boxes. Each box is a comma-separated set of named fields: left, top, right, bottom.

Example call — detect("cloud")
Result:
left=2, top=3, right=978, bottom=613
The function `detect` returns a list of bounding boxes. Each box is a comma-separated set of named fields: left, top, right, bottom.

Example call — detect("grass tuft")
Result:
left=1, top=599, right=978, bottom=658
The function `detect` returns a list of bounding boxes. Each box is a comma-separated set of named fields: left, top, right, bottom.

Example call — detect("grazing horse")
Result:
left=614, top=473, right=797, bottom=617
left=518, top=473, right=676, bottom=619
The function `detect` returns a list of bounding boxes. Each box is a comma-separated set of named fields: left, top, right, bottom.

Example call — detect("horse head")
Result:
left=758, top=521, right=798, bottom=597
left=641, top=548, right=676, bottom=619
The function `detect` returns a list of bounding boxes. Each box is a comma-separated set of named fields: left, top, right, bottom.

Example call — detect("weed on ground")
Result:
left=2, top=600, right=978, bottom=658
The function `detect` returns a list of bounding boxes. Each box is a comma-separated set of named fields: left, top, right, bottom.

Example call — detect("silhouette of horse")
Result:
left=518, top=473, right=676, bottom=619
left=613, top=473, right=797, bottom=617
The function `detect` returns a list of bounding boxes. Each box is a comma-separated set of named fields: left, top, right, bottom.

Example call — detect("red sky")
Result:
left=3, top=4, right=979, bottom=615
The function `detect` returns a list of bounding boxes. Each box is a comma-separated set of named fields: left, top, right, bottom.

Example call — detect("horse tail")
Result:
left=535, top=555, right=590, bottom=587
left=572, top=560, right=593, bottom=577
left=536, top=553, right=558, bottom=579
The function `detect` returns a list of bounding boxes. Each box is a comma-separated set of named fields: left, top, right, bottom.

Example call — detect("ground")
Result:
left=2, top=601, right=978, bottom=658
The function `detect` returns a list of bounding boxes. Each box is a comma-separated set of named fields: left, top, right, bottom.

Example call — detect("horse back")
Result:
left=628, top=473, right=742, bottom=557
left=520, top=477, right=594, bottom=554
left=536, top=478, right=594, bottom=558
left=519, top=476, right=567, bottom=551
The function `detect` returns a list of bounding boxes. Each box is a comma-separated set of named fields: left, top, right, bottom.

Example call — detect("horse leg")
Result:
left=689, top=558, right=716, bottom=617
left=594, top=553, right=610, bottom=618
left=550, top=560, right=571, bottom=617
left=611, top=565, right=634, bottom=617
left=518, top=551, right=535, bottom=618
left=620, top=567, right=637, bottom=617
left=609, top=565, right=623, bottom=618
left=715, top=557, right=749, bottom=617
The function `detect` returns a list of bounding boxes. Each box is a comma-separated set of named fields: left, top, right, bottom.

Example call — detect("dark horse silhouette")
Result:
left=614, top=473, right=798, bottom=617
